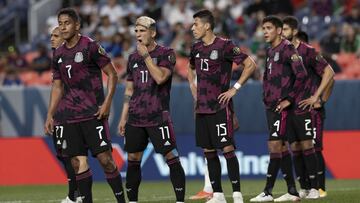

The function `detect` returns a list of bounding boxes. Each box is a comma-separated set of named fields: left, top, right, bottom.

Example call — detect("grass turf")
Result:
left=0, top=179, right=359, bottom=202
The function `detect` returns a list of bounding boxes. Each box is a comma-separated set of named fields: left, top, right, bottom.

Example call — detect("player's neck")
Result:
left=65, top=33, right=81, bottom=49
left=292, top=38, right=301, bottom=49
left=147, top=41, right=157, bottom=52
left=202, top=33, right=216, bottom=46
left=271, top=36, right=282, bottom=48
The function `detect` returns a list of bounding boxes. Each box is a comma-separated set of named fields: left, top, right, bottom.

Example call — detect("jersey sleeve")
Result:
left=89, top=42, right=111, bottom=69
left=158, top=49, right=176, bottom=72
left=309, top=48, right=328, bottom=77
left=189, top=44, right=196, bottom=69
left=285, top=44, right=308, bottom=103
left=51, top=52, right=61, bottom=81
left=126, top=55, right=133, bottom=81
left=224, top=40, right=248, bottom=65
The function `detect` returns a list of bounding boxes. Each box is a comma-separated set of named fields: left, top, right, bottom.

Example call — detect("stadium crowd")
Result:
left=0, top=0, right=360, bottom=86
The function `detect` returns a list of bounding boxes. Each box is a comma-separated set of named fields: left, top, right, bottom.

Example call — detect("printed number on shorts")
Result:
left=216, top=123, right=227, bottom=136
left=304, top=119, right=312, bottom=131
left=159, top=126, right=170, bottom=140
left=96, top=126, right=104, bottom=139
left=55, top=126, right=64, bottom=139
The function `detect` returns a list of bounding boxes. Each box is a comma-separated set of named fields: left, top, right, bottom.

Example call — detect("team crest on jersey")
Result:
left=233, top=47, right=241, bottom=55
left=274, top=52, right=279, bottom=61
left=210, top=50, right=218, bottom=60
left=74, top=52, right=83, bottom=63
left=168, top=53, right=176, bottom=64
left=291, top=54, right=300, bottom=62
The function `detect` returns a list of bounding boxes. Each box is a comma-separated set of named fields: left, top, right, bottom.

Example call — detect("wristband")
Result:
left=233, top=82, right=242, bottom=90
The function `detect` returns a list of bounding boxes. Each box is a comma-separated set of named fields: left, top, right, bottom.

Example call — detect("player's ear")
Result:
left=293, top=28, right=299, bottom=37
left=151, top=29, right=156, bottom=38
left=75, top=21, right=81, bottom=31
left=277, top=27, right=282, bottom=35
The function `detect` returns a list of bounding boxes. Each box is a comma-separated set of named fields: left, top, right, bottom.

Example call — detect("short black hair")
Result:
left=57, top=7, right=80, bottom=23
left=283, top=16, right=299, bottom=30
left=297, top=30, right=309, bottom=43
left=193, top=9, right=215, bottom=30
left=262, top=15, right=283, bottom=28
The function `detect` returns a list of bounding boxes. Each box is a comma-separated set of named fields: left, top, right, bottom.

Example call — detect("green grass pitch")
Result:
left=0, top=179, right=359, bottom=202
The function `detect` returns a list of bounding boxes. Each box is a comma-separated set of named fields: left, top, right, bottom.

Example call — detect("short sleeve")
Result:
left=51, top=52, right=61, bottom=81
left=126, top=55, right=133, bottom=81
left=224, top=40, right=248, bottom=65
left=189, top=44, right=196, bottom=69
left=285, top=44, right=307, bottom=76
left=158, top=49, right=176, bottom=72
left=309, top=48, right=328, bottom=77
left=89, top=42, right=111, bottom=69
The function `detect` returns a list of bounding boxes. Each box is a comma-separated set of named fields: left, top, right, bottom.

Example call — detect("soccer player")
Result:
left=282, top=16, right=335, bottom=198
left=187, top=9, right=256, bottom=203
left=48, top=26, right=81, bottom=203
left=118, top=16, right=186, bottom=203
left=250, top=16, right=310, bottom=202
left=44, top=8, right=125, bottom=203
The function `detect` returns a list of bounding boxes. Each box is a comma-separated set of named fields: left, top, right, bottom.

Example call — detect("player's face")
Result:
left=58, top=14, right=80, bottom=41
left=50, top=28, right=64, bottom=49
left=262, top=22, right=281, bottom=43
left=191, top=17, right=206, bottom=40
left=282, top=24, right=294, bottom=41
left=135, top=25, right=155, bottom=46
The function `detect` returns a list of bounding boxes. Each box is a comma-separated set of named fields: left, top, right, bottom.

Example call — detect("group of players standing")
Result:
left=44, top=7, right=334, bottom=203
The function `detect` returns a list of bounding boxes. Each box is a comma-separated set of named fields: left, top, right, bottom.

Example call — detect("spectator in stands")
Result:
left=344, top=5, right=360, bottom=25
left=168, top=0, right=194, bottom=29
left=108, top=32, right=124, bottom=58
left=97, top=15, right=117, bottom=51
left=320, top=24, right=341, bottom=55
left=7, top=46, right=28, bottom=71
left=311, top=0, right=333, bottom=17
left=31, top=43, right=51, bottom=75
left=144, top=0, right=162, bottom=21
left=99, top=0, right=126, bottom=24
left=162, top=0, right=177, bottom=20
left=79, top=0, right=98, bottom=27
left=341, top=24, right=360, bottom=53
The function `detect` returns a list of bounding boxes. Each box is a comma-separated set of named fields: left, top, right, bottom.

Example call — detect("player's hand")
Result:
left=275, top=99, right=291, bottom=113
left=44, top=116, right=54, bottom=136
left=313, top=101, right=322, bottom=109
left=118, top=118, right=126, bottom=136
left=94, top=103, right=111, bottom=120
left=218, top=88, right=237, bottom=105
left=137, top=42, right=148, bottom=57
left=298, top=95, right=319, bottom=110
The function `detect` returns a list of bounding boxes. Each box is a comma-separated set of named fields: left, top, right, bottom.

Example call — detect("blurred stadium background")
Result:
left=0, top=0, right=360, bottom=202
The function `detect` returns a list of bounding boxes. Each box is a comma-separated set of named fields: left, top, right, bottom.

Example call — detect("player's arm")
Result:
left=299, top=65, right=334, bottom=109
left=218, top=56, right=256, bottom=104
left=95, top=63, right=118, bottom=119
left=187, top=63, right=197, bottom=100
left=44, top=79, right=63, bottom=135
left=118, top=81, right=134, bottom=136
left=137, top=43, right=171, bottom=85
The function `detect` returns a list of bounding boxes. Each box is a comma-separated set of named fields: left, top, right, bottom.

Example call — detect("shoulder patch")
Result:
left=98, top=45, right=106, bottom=55
left=291, top=54, right=300, bottom=62
left=168, top=52, right=176, bottom=65
left=315, top=54, right=324, bottom=61
left=233, top=47, right=241, bottom=55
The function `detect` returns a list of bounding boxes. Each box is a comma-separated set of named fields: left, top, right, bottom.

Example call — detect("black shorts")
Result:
left=61, top=118, right=112, bottom=157
left=53, top=125, right=66, bottom=157
left=286, top=111, right=314, bottom=144
left=312, top=109, right=325, bottom=151
left=195, top=107, right=235, bottom=149
left=124, top=117, right=177, bottom=156
left=266, top=109, right=288, bottom=141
